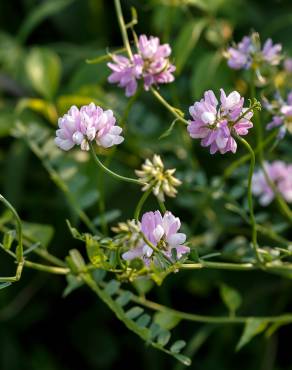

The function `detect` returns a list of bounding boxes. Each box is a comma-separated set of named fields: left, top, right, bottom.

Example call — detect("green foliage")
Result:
left=83, top=273, right=192, bottom=366
left=236, top=319, right=269, bottom=351
left=25, top=48, right=61, bottom=100
left=173, top=19, right=207, bottom=74
left=219, top=283, right=242, bottom=316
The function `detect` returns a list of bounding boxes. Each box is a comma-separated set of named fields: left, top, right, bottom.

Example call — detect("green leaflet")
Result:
left=236, top=319, right=268, bottom=351
left=219, top=283, right=242, bottom=316
left=82, top=274, right=191, bottom=366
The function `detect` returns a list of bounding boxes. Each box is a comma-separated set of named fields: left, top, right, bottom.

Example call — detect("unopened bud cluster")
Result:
left=135, top=155, right=182, bottom=201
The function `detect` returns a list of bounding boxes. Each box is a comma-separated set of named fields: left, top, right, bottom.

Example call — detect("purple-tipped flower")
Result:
left=252, top=161, right=292, bottom=206
left=122, top=211, right=189, bottom=264
left=264, top=91, right=292, bottom=138
left=187, top=89, right=253, bottom=154
left=107, top=34, right=175, bottom=96
left=137, top=35, right=175, bottom=90
left=226, top=34, right=282, bottom=70
left=55, top=103, right=124, bottom=151
left=107, top=54, right=143, bottom=97
left=227, top=36, right=254, bottom=70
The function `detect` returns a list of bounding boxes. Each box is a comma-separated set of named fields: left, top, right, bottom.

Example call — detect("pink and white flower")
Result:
left=252, top=161, right=292, bottom=206
left=122, top=211, right=189, bottom=264
left=187, top=89, right=253, bottom=154
left=226, top=34, right=282, bottom=70
left=107, top=34, right=175, bottom=96
left=264, top=91, right=292, bottom=138
left=55, top=103, right=124, bottom=151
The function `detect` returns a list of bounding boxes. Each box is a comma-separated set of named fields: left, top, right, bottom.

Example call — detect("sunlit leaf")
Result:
left=236, top=319, right=268, bottom=351
left=25, top=47, right=61, bottom=100
left=154, top=311, right=181, bottom=330
left=219, top=283, right=242, bottom=315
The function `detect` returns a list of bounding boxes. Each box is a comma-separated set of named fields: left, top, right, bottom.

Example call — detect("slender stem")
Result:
left=0, top=194, right=24, bottom=282
left=132, top=293, right=292, bottom=325
left=134, top=187, right=153, bottom=221
left=89, top=142, right=141, bottom=185
left=223, top=130, right=277, bottom=181
left=150, top=87, right=189, bottom=125
left=114, top=0, right=133, bottom=59
left=181, top=261, right=255, bottom=271
left=23, top=260, right=69, bottom=275
left=158, top=199, right=167, bottom=214
left=0, top=223, right=66, bottom=267
left=250, top=71, right=263, bottom=163
left=91, top=278, right=292, bottom=325
left=27, top=138, right=98, bottom=235
left=0, top=194, right=23, bottom=263
left=236, top=137, right=263, bottom=265
left=97, top=166, right=108, bottom=235
left=33, top=249, right=66, bottom=267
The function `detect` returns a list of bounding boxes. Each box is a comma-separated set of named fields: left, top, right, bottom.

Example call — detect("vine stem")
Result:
left=150, top=87, right=189, bottom=125
left=0, top=194, right=24, bottom=282
left=89, top=142, right=141, bottom=185
left=223, top=130, right=277, bottom=181
left=114, top=0, right=133, bottom=59
left=134, top=187, right=153, bottom=221
left=236, top=137, right=263, bottom=265
left=89, top=278, right=292, bottom=325
left=132, top=293, right=292, bottom=325
left=23, top=261, right=69, bottom=275
left=158, top=199, right=167, bottom=213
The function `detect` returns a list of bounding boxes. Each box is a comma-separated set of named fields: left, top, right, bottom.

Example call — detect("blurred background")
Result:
left=0, top=0, right=292, bottom=369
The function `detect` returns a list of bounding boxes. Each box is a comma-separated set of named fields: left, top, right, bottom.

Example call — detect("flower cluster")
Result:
left=264, top=91, right=292, bottom=138
left=187, top=89, right=254, bottom=154
left=135, top=155, right=182, bottom=201
left=252, top=161, right=292, bottom=206
left=107, top=34, right=175, bottom=96
left=226, top=34, right=282, bottom=70
left=119, top=211, right=189, bottom=264
left=55, top=103, right=124, bottom=151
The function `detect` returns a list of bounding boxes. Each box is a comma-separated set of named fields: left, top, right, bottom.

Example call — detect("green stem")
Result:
left=133, top=294, right=292, bottom=325
left=236, top=137, right=263, bottom=265
left=0, top=194, right=23, bottom=263
left=223, top=130, right=277, bottom=181
left=89, top=142, right=141, bottom=185
left=150, top=87, right=189, bottom=125
left=0, top=194, right=24, bottom=282
left=114, top=0, right=133, bottom=59
left=181, top=261, right=255, bottom=271
left=93, top=279, right=292, bottom=325
left=27, top=138, right=98, bottom=235
left=134, top=187, right=153, bottom=221
left=23, top=260, right=69, bottom=275
left=97, top=167, right=108, bottom=235
left=158, top=199, right=167, bottom=214
left=250, top=71, right=263, bottom=162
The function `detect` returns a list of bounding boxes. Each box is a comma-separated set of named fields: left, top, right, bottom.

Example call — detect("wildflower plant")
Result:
left=2, top=0, right=292, bottom=368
